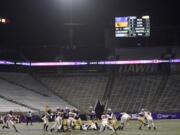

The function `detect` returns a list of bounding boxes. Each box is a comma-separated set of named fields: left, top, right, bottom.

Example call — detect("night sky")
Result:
left=0, top=0, right=179, bottom=61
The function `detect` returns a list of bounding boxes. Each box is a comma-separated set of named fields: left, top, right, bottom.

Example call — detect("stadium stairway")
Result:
left=101, top=71, right=115, bottom=108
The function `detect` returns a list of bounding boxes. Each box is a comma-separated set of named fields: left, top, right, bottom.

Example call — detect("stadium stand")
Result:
left=0, top=97, right=29, bottom=112
left=107, top=74, right=163, bottom=112
left=154, top=75, right=180, bottom=112
left=0, top=94, right=40, bottom=112
left=0, top=71, right=179, bottom=113
left=0, top=72, right=75, bottom=112
left=0, top=72, right=52, bottom=96
left=35, top=72, right=180, bottom=113
left=36, top=73, right=109, bottom=111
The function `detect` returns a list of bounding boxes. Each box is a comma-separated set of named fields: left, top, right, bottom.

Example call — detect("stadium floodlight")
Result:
left=1, top=18, right=6, bottom=23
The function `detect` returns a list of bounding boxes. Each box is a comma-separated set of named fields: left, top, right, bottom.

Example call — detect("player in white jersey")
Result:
left=99, top=113, right=116, bottom=133
left=137, top=108, right=148, bottom=130
left=50, top=111, right=63, bottom=132
left=81, top=121, right=97, bottom=131
left=144, top=112, right=156, bottom=130
left=42, top=109, right=52, bottom=131
left=120, top=112, right=131, bottom=130
left=67, top=111, right=76, bottom=131
left=2, top=111, right=18, bottom=132
left=82, top=122, right=89, bottom=131
left=107, top=108, right=119, bottom=130
left=1, top=114, right=9, bottom=129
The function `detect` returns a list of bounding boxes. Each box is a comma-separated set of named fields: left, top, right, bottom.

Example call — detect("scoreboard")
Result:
left=115, top=15, right=150, bottom=37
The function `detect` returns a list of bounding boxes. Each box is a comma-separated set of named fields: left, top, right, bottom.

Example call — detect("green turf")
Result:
left=0, top=120, right=180, bottom=135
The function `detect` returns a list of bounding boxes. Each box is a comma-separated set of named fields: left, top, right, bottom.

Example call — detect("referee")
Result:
left=26, top=111, right=33, bottom=125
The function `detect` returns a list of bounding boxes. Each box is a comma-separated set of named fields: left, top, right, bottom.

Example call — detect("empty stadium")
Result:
left=0, top=0, right=180, bottom=135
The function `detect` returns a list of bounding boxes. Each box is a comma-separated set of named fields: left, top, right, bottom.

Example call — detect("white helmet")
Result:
left=107, top=108, right=112, bottom=112
left=65, top=107, right=69, bottom=110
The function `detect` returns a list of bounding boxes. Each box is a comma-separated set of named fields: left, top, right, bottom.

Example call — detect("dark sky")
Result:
left=0, top=0, right=179, bottom=49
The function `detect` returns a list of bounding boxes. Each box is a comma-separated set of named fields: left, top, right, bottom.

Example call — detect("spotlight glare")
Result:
left=2, top=18, right=6, bottom=23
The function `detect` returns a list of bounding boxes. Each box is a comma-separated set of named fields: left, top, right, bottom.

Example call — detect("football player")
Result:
left=120, top=112, right=131, bottom=130
left=87, top=107, right=99, bottom=130
left=137, top=108, right=148, bottom=130
left=2, top=111, right=18, bottom=132
left=42, top=109, right=52, bottom=131
left=107, top=108, right=119, bottom=130
left=50, top=109, right=63, bottom=132
left=67, top=111, right=76, bottom=131
left=145, top=111, right=156, bottom=130
left=99, top=113, right=116, bottom=133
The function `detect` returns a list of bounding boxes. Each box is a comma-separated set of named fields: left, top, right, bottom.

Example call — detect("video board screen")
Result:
left=115, top=15, right=150, bottom=37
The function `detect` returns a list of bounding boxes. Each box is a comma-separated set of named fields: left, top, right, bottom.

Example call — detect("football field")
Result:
left=0, top=119, right=180, bottom=135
